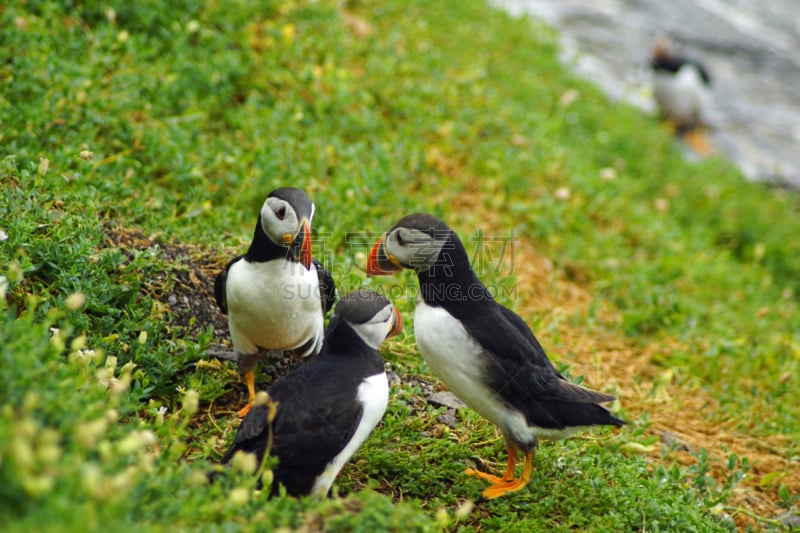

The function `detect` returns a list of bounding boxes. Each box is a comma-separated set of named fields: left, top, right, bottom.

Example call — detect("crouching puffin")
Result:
left=218, top=289, right=402, bottom=497
left=366, top=213, right=624, bottom=499
left=215, top=187, right=335, bottom=417
left=651, top=39, right=713, bottom=154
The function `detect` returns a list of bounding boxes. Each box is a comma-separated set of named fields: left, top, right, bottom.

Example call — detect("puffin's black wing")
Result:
left=214, top=255, right=243, bottom=314
left=219, top=401, right=272, bottom=464
left=498, top=305, right=573, bottom=381
left=461, top=301, right=622, bottom=429
left=313, top=258, right=336, bottom=315
left=689, top=58, right=712, bottom=85
left=265, top=365, right=364, bottom=496
left=219, top=370, right=364, bottom=495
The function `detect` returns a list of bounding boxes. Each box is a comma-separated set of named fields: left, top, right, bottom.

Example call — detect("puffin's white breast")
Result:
left=225, top=259, right=323, bottom=354
left=414, top=302, right=535, bottom=442
left=653, top=65, right=708, bottom=125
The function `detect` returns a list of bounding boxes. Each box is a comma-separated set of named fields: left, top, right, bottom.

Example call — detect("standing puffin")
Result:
left=366, top=213, right=624, bottom=499
left=215, top=187, right=335, bottom=417
left=218, top=289, right=402, bottom=497
left=651, top=38, right=713, bottom=152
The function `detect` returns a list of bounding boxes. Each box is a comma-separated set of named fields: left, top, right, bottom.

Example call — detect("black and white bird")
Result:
left=366, top=213, right=624, bottom=499
left=218, top=289, right=402, bottom=497
left=215, top=187, right=335, bottom=417
left=651, top=38, right=712, bottom=136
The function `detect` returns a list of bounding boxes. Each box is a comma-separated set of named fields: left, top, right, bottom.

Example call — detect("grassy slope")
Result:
left=2, top=0, right=798, bottom=531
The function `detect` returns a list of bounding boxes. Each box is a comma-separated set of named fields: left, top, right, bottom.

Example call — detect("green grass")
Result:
left=2, top=0, right=799, bottom=530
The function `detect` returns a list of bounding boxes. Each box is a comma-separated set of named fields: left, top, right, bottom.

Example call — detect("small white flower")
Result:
left=75, top=418, right=109, bottom=450
left=38, top=157, right=49, bottom=176
left=82, top=463, right=103, bottom=494
left=65, top=292, right=86, bottom=310
left=231, top=451, right=258, bottom=475
left=229, top=487, right=249, bottom=506
left=559, top=89, right=580, bottom=108
left=182, top=390, right=199, bottom=415
left=254, top=391, right=270, bottom=407
left=599, top=167, right=617, bottom=181
left=116, top=430, right=156, bottom=455
left=554, top=187, right=571, bottom=200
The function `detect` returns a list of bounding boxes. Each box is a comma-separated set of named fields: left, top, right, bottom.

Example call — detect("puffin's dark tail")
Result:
left=563, top=402, right=626, bottom=429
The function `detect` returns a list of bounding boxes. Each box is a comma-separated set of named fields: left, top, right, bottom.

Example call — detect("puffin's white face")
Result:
left=349, top=303, right=402, bottom=349
left=383, top=227, right=449, bottom=271
left=260, top=197, right=314, bottom=247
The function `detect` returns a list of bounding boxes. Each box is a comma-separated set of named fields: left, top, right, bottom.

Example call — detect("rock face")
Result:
left=491, top=0, right=800, bottom=188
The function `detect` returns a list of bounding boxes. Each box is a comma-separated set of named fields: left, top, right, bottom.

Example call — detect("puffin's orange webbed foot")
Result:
left=473, top=450, right=534, bottom=500
left=237, top=402, right=253, bottom=418
left=465, top=446, right=516, bottom=485
left=464, top=467, right=505, bottom=485
left=238, top=369, right=256, bottom=418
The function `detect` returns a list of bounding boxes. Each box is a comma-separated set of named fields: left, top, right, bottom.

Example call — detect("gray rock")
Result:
left=778, top=511, right=800, bottom=527
left=660, top=430, right=692, bottom=452
left=427, top=391, right=467, bottom=409
left=437, top=410, right=459, bottom=429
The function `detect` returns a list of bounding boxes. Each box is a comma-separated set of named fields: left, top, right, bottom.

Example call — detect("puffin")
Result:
left=214, top=187, right=335, bottom=417
left=650, top=39, right=713, bottom=153
left=218, top=289, right=402, bottom=497
left=366, top=213, right=624, bottom=499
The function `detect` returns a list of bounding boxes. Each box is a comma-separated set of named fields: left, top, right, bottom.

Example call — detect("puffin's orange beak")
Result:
left=388, top=306, right=403, bottom=338
left=299, top=221, right=312, bottom=270
left=289, top=220, right=312, bottom=270
left=366, top=234, right=402, bottom=276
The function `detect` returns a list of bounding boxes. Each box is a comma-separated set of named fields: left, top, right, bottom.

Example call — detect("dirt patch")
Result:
left=104, top=223, right=229, bottom=341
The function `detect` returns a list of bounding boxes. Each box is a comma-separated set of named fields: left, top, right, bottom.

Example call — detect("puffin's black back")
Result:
left=267, top=354, right=375, bottom=496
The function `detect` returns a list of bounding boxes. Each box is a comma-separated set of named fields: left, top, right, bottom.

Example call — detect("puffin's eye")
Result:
left=275, top=206, right=287, bottom=220
left=396, top=231, right=406, bottom=246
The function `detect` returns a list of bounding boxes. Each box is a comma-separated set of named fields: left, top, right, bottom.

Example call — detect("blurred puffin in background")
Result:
left=650, top=38, right=713, bottom=155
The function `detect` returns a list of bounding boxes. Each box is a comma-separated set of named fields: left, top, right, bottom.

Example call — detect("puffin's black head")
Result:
left=260, top=187, right=315, bottom=269
left=650, top=38, right=711, bottom=84
left=331, top=289, right=402, bottom=349
left=366, top=213, right=454, bottom=275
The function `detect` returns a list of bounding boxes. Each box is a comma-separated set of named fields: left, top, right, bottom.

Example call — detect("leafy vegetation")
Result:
left=2, top=0, right=798, bottom=531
